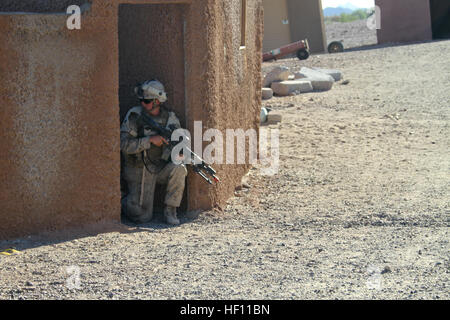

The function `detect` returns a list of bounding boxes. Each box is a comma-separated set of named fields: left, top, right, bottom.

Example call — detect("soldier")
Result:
left=120, top=80, right=187, bottom=225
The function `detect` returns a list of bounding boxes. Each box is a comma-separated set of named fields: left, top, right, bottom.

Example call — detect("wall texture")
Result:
left=0, top=0, right=90, bottom=12
left=0, top=0, right=263, bottom=239
left=262, top=0, right=291, bottom=52
left=287, top=0, right=326, bottom=54
left=0, top=8, right=119, bottom=240
left=262, top=0, right=326, bottom=53
left=118, top=4, right=187, bottom=123
left=376, top=0, right=433, bottom=44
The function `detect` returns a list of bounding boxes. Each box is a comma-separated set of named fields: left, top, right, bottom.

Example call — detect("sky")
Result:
left=321, top=0, right=375, bottom=9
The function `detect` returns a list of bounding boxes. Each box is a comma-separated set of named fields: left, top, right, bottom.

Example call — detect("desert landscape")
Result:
left=0, top=22, right=449, bottom=300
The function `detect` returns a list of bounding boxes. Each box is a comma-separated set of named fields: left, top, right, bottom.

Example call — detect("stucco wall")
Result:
left=197, top=0, right=263, bottom=211
left=0, top=0, right=263, bottom=239
left=287, top=0, right=326, bottom=53
left=262, top=0, right=326, bottom=53
left=0, top=0, right=90, bottom=13
left=0, top=8, right=120, bottom=240
left=376, top=0, right=432, bottom=44
left=262, top=0, right=291, bottom=52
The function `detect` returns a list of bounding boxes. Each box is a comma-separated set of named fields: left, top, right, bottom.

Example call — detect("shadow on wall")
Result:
left=118, top=4, right=188, bottom=216
left=0, top=0, right=91, bottom=13
left=430, top=0, right=450, bottom=39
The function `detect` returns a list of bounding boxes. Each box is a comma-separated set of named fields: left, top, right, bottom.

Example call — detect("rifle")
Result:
left=141, top=112, right=220, bottom=185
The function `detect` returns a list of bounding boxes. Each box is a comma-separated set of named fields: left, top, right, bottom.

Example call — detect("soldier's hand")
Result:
left=149, top=135, right=168, bottom=147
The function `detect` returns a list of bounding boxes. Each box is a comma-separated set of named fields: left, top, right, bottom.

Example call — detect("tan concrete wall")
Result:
left=263, top=0, right=326, bottom=53
left=0, top=0, right=89, bottom=12
left=287, top=0, right=326, bottom=53
left=376, top=0, right=432, bottom=44
left=0, top=10, right=120, bottom=240
left=186, top=0, right=263, bottom=211
left=262, top=0, right=291, bottom=52
left=0, top=0, right=263, bottom=239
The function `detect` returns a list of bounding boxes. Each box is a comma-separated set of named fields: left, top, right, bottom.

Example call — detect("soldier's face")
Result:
left=142, top=99, right=161, bottom=116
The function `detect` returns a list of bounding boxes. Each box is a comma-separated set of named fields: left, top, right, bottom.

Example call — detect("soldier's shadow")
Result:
left=120, top=208, right=201, bottom=231
left=0, top=211, right=202, bottom=252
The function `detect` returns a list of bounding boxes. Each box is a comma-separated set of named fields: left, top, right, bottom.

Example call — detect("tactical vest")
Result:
left=127, top=107, right=170, bottom=171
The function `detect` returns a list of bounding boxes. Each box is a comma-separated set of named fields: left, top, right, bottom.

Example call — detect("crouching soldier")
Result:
left=120, top=80, right=187, bottom=225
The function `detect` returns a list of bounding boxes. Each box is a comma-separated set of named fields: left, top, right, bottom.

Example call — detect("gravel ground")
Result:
left=1, top=39, right=449, bottom=300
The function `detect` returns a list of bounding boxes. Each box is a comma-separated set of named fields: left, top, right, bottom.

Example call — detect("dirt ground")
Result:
left=1, top=39, right=449, bottom=300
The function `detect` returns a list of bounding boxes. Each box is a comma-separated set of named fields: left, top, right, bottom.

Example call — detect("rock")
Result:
left=312, top=67, right=343, bottom=81
left=293, top=72, right=307, bottom=79
left=271, top=80, right=313, bottom=96
left=263, top=66, right=290, bottom=87
left=236, top=183, right=251, bottom=191
left=341, top=79, right=350, bottom=85
left=266, top=113, right=282, bottom=124
left=262, top=88, right=273, bottom=100
left=381, top=266, right=392, bottom=274
left=298, top=67, right=334, bottom=91
left=260, top=107, right=268, bottom=123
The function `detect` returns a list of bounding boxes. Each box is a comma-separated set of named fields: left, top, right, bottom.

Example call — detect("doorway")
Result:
left=429, top=0, right=450, bottom=39
left=118, top=3, right=188, bottom=218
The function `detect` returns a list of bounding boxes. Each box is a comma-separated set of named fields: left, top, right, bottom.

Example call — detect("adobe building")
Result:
left=0, top=0, right=263, bottom=239
left=262, top=0, right=327, bottom=54
left=376, top=0, right=450, bottom=44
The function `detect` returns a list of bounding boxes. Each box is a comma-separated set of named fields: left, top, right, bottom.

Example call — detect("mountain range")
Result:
left=323, top=3, right=367, bottom=17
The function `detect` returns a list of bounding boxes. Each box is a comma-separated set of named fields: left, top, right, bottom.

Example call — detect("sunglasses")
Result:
left=141, top=99, right=160, bottom=104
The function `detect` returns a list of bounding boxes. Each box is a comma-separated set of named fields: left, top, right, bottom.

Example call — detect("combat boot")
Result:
left=164, top=206, right=180, bottom=225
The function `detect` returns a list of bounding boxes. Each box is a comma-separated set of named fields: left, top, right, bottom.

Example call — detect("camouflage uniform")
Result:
left=120, top=105, right=187, bottom=223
